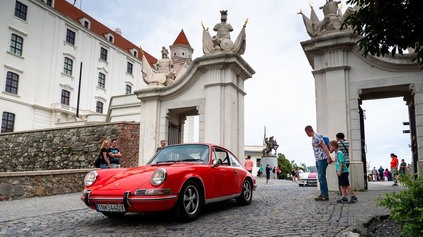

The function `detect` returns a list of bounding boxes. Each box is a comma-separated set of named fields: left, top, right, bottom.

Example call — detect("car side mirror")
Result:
left=212, top=159, right=221, bottom=167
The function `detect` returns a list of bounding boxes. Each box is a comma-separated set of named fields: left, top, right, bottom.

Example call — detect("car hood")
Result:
left=88, top=163, right=200, bottom=194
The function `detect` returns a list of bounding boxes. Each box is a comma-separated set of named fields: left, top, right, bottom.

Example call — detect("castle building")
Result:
left=0, top=0, right=193, bottom=133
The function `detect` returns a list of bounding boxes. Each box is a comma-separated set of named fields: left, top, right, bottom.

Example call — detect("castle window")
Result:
left=63, top=57, right=73, bottom=76
left=15, top=1, right=27, bottom=21
left=96, top=101, right=103, bottom=113
left=10, top=33, right=23, bottom=56
left=61, top=90, right=70, bottom=105
left=1, top=112, right=15, bottom=133
left=5, top=71, right=19, bottom=95
left=100, top=47, right=108, bottom=61
left=98, top=72, right=106, bottom=88
left=66, top=29, right=76, bottom=45
left=127, top=62, right=133, bottom=74
left=125, top=85, right=132, bottom=95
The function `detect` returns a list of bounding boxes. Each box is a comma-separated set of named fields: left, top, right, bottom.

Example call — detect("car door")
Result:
left=228, top=153, right=244, bottom=195
left=212, top=148, right=238, bottom=197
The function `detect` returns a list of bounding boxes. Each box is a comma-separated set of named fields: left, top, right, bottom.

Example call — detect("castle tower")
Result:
left=170, top=30, right=193, bottom=75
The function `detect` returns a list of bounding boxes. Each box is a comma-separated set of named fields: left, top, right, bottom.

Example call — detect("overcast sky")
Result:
left=71, top=0, right=412, bottom=169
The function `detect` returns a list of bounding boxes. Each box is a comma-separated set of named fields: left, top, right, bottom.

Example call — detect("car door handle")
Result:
left=232, top=170, right=237, bottom=173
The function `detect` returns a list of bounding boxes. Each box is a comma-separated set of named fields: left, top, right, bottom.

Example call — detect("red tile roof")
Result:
left=54, top=0, right=157, bottom=65
left=172, top=29, right=191, bottom=47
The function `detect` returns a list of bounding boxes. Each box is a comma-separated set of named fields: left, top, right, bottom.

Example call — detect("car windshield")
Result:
left=307, top=166, right=317, bottom=172
left=147, top=144, right=210, bottom=165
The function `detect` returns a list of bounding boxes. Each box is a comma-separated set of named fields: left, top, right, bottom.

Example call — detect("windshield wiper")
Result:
left=176, top=159, right=201, bottom=162
left=155, top=160, right=175, bottom=164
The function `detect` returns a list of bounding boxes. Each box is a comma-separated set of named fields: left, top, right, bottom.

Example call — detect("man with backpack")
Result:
left=305, top=125, right=332, bottom=201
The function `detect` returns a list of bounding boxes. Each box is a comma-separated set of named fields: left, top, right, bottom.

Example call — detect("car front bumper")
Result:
left=81, top=190, right=178, bottom=213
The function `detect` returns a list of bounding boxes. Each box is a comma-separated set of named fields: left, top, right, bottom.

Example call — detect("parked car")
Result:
left=81, top=143, right=256, bottom=221
left=298, top=166, right=317, bottom=186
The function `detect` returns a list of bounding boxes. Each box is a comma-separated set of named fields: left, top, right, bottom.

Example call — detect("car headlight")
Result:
left=151, top=168, right=167, bottom=186
left=84, top=171, right=98, bottom=186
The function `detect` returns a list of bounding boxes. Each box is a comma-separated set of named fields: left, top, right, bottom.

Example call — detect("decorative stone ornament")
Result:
left=202, top=10, right=248, bottom=55
left=298, top=0, right=355, bottom=38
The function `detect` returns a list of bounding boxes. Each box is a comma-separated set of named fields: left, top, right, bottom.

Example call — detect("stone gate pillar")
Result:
left=410, top=83, right=423, bottom=175
left=301, top=32, right=362, bottom=191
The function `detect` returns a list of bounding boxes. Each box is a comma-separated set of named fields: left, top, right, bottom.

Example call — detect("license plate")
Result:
left=96, top=204, right=126, bottom=212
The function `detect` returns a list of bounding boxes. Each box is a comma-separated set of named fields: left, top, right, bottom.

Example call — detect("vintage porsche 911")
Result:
left=81, top=143, right=256, bottom=221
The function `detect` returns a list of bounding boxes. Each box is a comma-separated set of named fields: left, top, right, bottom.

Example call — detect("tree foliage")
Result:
left=277, top=153, right=292, bottom=179
left=344, top=0, right=423, bottom=66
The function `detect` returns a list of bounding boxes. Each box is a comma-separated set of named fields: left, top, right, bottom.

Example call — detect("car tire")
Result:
left=174, top=180, right=203, bottom=222
left=101, top=212, right=126, bottom=218
left=236, top=179, right=253, bottom=205
left=299, top=184, right=304, bottom=187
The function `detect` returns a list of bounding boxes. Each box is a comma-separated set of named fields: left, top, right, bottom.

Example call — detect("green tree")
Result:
left=277, top=153, right=292, bottom=179
left=344, top=0, right=423, bottom=66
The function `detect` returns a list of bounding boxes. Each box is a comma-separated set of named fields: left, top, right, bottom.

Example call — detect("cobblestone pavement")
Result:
left=0, top=178, right=403, bottom=237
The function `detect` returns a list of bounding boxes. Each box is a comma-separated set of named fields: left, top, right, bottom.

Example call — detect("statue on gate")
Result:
left=141, top=46, right=176, bottom=87
left=202, top=10, right=248, bottom=55
left=262, top=136, right=279, bottom=156
left=298, top=0, right=356, bottom=38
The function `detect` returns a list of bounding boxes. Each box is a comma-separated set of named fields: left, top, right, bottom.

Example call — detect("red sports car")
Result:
left=81, top=143, right=256, bottom=221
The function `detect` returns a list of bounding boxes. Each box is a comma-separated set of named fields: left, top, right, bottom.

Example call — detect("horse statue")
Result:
left=262, top=136, right=279, bottom=156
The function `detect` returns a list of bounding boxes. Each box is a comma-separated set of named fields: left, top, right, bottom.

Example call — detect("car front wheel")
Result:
left=174, top=180, right=203, bottom=222
left=236, top=179, right=253, bottom=205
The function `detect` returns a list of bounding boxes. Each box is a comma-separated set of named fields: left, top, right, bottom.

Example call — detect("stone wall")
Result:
left=0, top=122, right=140, bottom=201
left=0, top=169, right=91, bottom=201
left=0, top=122, right=140, bottom=172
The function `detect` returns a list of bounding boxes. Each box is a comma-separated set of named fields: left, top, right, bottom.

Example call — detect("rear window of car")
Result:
left=307, top=166, right=317, bottom=172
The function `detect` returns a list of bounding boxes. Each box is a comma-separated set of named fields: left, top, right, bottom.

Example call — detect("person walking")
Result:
left=258, top=164, right=263, bottom=177
left=399, top=159, right=407, bottom=177
left=99, top=139, right=111, bottom=169
left=329, top=140, right=358, bottom=204
left=378, top=166, right=384, bottom=181
left=390, top=153, right=399, bottom=186
left=265, top=164, right=271, bottom=184
left=371, top=167, right=378, bottom=182
left=244, top=155, right=253, bottom=173
left=305, top=125, right=331, bottom=201
left=108, top=138, right=122, bottom=168
left=384, top=168, right=389, bottom=181
left=291, top=168, right=297, bottom=182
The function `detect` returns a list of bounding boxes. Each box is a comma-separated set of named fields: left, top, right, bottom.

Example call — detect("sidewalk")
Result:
left=255, top=177, right=404, bottom=236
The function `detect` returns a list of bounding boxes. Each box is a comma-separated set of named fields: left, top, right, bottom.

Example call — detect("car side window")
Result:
left=214, top=148, right=230, bottom=166
left=229, top=153, right=241, bottom=167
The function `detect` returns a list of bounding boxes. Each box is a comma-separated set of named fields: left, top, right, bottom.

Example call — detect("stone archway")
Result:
left=135, top=53, right=255, bottom=165
left=301, top=31, right=422, bottom=190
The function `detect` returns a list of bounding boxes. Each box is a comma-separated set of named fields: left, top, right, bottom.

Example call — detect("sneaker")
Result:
left=349, top=196, right=358, bottom=203
left=392, top=183, right=398, bottom=186
left=337, top=198, right=349, bottom=204
left=315, top=195, right=329, bottom=201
